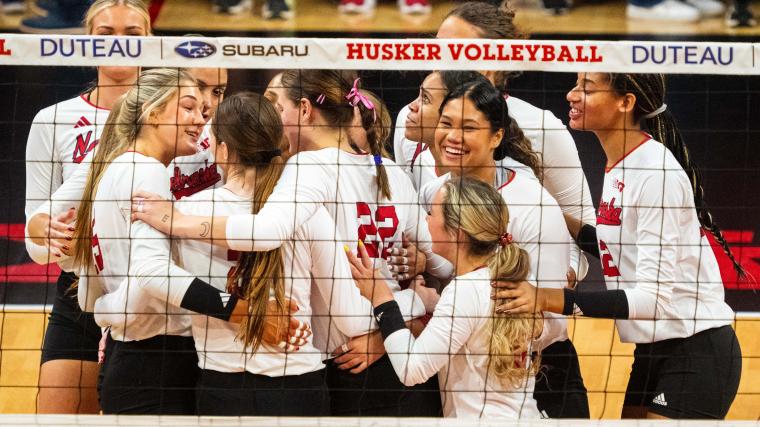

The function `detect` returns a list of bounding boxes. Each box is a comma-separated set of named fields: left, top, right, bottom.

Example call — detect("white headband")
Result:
left=643, top=103, right=667, bottom=119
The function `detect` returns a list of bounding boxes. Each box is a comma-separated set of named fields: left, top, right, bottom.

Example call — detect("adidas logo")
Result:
left=74, top=116, right=92, bottom=129
left=652, top=393, right=667, bottom=406
left=220, top=292, right=232, bottom=306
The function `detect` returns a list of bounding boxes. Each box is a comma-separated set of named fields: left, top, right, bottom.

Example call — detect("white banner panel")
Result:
left=0, top=34, right=757, bottom=75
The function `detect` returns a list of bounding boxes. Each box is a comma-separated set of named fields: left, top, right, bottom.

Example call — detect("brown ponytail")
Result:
left=214, top=92, right=288, bottom=351
left=280, top=70, right=392, bottom=200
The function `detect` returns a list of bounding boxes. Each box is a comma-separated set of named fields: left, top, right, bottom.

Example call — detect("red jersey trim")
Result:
left=496, top=168, right=517, bottom=191
left=80, top=94, right=111, bottom=111
left=605, top=132, right=651, bottom=173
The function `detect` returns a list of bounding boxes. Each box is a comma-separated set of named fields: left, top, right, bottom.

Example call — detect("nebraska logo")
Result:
left=597, top=197, right=622, bottom=226
left=0, top=39, right=11, bottom=56
left=170, top=161, right=221, bottom=200
left=72, top=131, right=98, bottom=164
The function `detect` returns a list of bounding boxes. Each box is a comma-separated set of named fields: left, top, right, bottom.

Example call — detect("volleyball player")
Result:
left=23, top=0, right=150, bottom=414
left=132, top=70, right=448, bottom=416
left=347, top=176, right=546, bottom=418
left=494, top=73, right=743, bottom=419
left=394, top=1, right=594, bottom=289
left=416, top=76, right=588, bottom=418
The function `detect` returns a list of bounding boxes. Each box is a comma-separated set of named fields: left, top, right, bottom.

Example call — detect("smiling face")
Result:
left=91, top=5, right=149, bottom=83
left=566, top=72, right=627, bottom=133
left=434, top=96, right=502, bottom=176
left=405, top=72, right=447, bottom=146
left=152, top=84, right=206, bottom=159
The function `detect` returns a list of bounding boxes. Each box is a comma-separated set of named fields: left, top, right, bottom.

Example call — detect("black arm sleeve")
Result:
left=180, top=278, right=239, bottom=321
left=577, top=223, right=600, bottom=259
left=374, top=300, right=407, bottom=339
left=563, top=287, right=629, bottom=319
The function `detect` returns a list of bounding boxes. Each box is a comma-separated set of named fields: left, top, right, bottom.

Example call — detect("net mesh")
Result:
left=0, top=34, right=758, bottom=419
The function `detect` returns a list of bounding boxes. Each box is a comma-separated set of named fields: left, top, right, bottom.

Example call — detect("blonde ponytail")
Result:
left=442, top=177, right=541, bottom=388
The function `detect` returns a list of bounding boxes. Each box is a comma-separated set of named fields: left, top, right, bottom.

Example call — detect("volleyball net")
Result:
left=0, top=34, right=758, bottom=420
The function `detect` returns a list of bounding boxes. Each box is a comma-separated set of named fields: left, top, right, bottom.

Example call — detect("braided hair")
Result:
left=608, top=73, right=744, bottom=277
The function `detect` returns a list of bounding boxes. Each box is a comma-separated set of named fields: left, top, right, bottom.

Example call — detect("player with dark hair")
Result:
left=494, top=72, right=743, bottom=420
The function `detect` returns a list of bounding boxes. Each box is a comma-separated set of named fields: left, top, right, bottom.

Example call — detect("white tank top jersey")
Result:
left=383, top=267, right=542, bottom=419
left=80, top=151, right=195, bottom=342
left=225, top=147, right=452, bottom=280
left=597, top=135, right=734, bottom=343
left=25, top=123, right=221, bottom=270
left=419, top=167, right=572, bottom=347
left=394, top=95, right=596, bottom=226
left=25, top=95, right=110, bottom=219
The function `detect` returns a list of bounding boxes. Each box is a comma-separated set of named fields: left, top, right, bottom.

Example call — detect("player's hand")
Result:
left=331, top=331, right=385, bottom=374
left=131, top=190, right=178, bottom=235
left=490, top=280, right=543, bottom=314
left=260, top=299, right=311, bottom=352
left=345, top=241, right=393, bottom=306
left=408, top=275, right=439, bottom=313
left=566, top=267, right=578, bottom=289
left=387, top=236, right=426, bottom=281
left=45, top=208, right=76, bottom=257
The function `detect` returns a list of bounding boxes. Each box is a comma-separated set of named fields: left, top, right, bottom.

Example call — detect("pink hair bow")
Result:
left=345, top=78, right=376, bottom=122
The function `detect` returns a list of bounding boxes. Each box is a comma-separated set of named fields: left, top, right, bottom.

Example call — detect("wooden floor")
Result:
left=0, top=310, right=758, bottom=418
left=1, top=0, right=759, bottom=36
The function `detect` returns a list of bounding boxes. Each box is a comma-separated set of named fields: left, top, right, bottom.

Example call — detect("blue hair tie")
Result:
left=373, top=154, right=383, bottom=165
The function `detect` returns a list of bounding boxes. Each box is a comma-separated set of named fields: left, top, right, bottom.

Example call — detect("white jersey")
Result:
left=420, top=168, right=571, bottom=347
left=383, top=267, right=541, bottom=419
left=25, top=123, right=221, bottom=270
left=224, top=148, right=435, bottom=352
left=596, top=136, right=733, bottom=343
left=25, top=95, right=110, bottom=218
left=78, top=151, right=194, bottom=342
left=225, top=147, right=452, bottom=279
left=175, top=187, right=378, bottom=375
left=395, top=96, right=596, bottom=225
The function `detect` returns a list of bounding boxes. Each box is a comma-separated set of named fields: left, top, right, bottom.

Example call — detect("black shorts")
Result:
left=98, top=334, right=198, bottom=415
left=624, top=325, right=742, bottom=419
left=40, top=271, right=101, bottom=364
left=533, top=338, right=590, bottom=418
left=196, top=368, right=330, bottom=416
left=325, top=354, right=442, bottom=416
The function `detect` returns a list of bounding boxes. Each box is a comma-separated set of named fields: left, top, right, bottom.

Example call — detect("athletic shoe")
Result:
left=684, top=0, right=725, bottom=16
left=1, top=0, right=25, bottom=14
left=541, top=0, right=571, bottom=15
left=398, top=0, right=431, bottom=15
left=263, top=0, right=294, bottom=19
left=725, top=2, right=756, bottom=26
left=627, top=0, right=700, bottom=21
left=339, top=0, right=376, bottom=15
left=212, top=0, right=252, bottom=14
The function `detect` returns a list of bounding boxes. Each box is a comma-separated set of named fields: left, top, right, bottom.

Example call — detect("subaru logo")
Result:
left=175, top=41, right=216, bottom=59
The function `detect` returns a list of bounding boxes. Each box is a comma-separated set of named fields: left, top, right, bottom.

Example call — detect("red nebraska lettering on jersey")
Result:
left=72, top=130, right=99, bottom=164
left=170, top=160, right=222, bottom=200
left=597, top=197, right=622, bottom=226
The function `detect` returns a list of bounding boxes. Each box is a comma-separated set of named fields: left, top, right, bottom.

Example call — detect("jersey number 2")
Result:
left=599, top=240, right=621, bottom=277
left=356, top=202, right=399, bottom=259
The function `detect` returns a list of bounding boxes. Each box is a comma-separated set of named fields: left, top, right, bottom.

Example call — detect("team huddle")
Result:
left=23, top=0, right=743, bottom=420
